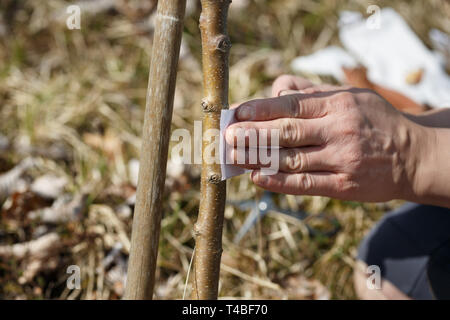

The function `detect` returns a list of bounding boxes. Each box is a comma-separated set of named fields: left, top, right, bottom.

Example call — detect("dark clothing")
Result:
left=357, top=203, right=450, bottom=299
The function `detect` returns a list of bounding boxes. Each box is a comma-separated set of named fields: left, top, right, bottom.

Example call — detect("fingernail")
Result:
left=237, top=105, right=253, bottom=120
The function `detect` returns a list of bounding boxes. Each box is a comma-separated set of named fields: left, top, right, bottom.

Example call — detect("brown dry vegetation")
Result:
left=0, top=0, right=448, bottom=299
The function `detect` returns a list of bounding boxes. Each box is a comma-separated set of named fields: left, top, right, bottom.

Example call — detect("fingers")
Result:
left=271, top=75, right=314, bottom=97
left=234, top=93, right=329, bottom=122
left=250, top=171, right=345, bottom=197
left=226, top=118, right=326, bottom=148
left=231, top=76, right=343, bottom=121
left=230, top=146, right=331, bottom=173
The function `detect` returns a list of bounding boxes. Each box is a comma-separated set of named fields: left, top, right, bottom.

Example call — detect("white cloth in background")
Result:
left=220, top=109, right=248, bottom=180
left=290, top=46, right=357, bottom=82
left=292, top=8, right=450, bottom=108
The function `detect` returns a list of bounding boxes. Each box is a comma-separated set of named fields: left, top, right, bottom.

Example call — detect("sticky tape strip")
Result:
left=219, top=109, right=249, bottom=180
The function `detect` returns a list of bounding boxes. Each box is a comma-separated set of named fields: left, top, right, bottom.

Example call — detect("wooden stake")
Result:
left=192, top=0, right=231, bottom=300
left=124, top=0, right=186, bottom=300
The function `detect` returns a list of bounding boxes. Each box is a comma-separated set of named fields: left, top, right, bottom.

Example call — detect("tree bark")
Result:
left=192, top=0, right=231, bottom=300
left=124, top=0, right=186, bottom=300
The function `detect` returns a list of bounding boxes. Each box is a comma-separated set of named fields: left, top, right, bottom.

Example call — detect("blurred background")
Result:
left=0, top=0, right=449, bottom=300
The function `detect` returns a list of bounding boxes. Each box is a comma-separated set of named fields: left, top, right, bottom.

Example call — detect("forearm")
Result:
left=410, top=124, right=450, bottom=208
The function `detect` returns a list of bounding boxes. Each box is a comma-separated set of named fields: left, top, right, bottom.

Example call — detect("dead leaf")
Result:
left=405, top=69, right=424, bottom=85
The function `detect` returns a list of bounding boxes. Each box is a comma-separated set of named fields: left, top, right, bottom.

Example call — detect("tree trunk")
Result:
left=124, top=0, right=186, bottom=300
left=192, top=0, right=231, bottom=300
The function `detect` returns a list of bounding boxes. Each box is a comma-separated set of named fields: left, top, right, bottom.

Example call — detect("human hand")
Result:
left=225, top=75, right=432, bottom=202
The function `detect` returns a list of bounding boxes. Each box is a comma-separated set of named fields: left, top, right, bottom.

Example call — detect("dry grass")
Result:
left=0, top=0, right=448, bottom=299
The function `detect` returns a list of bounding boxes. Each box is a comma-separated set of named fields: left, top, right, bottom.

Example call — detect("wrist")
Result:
left=400, top=108, right=450, bottom=207
left=405, top=123, right=450, bottom=207
left=417, top=127, right=450, bottom=207
left=395, top=119, right=426, bottom=202
left=407, top=124, right=437, bottom=202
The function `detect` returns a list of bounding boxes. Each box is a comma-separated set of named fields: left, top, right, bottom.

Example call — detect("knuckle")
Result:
left=288, top=95, right=300, bottom=117
left=280, top=119, right=299, bottom=146
left=335, top=91, right=357, bottom=110
left=296, top=173, right=314, bottom=190
left=284, top=149, right=304, bottom=172
left=296, top=96, right=311, bottom=117
left=337, top=110, right=363, bottom=138
left=342, top=120, right=361, bottom=138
